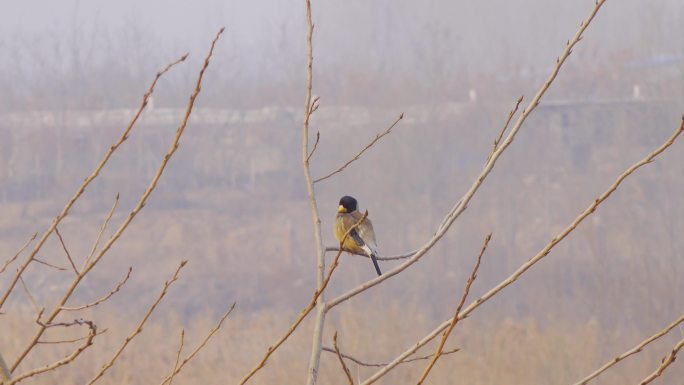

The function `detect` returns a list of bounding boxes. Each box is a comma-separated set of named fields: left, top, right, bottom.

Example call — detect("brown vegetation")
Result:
left=2, top=0, right=684, bottom=384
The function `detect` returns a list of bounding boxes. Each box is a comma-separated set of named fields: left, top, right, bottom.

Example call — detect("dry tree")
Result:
left=0, top=28, right=234, bottom=385
left=238, top=1, right=684, bottom=384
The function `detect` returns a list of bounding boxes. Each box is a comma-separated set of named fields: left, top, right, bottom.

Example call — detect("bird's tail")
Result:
left=370, top=253, right=382, bottom=276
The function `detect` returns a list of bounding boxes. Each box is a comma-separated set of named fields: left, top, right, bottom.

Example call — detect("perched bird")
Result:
left=335, top=195, right=382, bottom=276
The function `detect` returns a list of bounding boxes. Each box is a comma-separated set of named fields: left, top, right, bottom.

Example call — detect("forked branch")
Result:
left=326, top=0, right=608, bottom=314
left=86, top=261, right=187, bottom=385
left=9, top=28, right=222, bottom=373
left=238, top=212, right=368, bottom=385
left=638, top=334, right=684, bottom=385
left=5, top=319, right=96, bottom=385
left=157, top=303, right=236, bottom=385
left=322, top=347, right=460, bottom=368
left=571, top=313, right=684, bottom=385
left=313, top=113, right=404, bottom=183
left=60, top=267, right=132, bottom=311
left=361, top=115, right=684, bottom=385
left=0, top=54, right=187, bottom=312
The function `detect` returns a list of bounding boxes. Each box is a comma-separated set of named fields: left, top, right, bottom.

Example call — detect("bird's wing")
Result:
left=350, top=211, right=378, bottom=255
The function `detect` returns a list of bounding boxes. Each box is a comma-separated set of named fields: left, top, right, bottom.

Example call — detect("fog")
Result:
left=1, top=1, right=683, bottom=384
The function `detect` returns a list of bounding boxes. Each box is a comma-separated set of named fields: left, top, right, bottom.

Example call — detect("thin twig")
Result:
left=239, top=213, right=368, bottom=385
left=18, top=276, right=39, bottom=313
left=321, top=347, right=460, bottom=368
left=168, top=330, right=185, bottom=385
left=487, top=96, right=523, bottom=163
left=361, top=114, right=684, bottom=385
left=86, top=261, right=187, bottom=385
left=0, top=233, right=37, bottom=275
left=157, top=302, right=236, bottom=385
left=324, top=246, right=416, bottom=261
left=571, top=314, right=684, bottom=385
left=38, top=328, right=108, bottom=344
left=9, top=31, right=221, bottom=373
left=309, top=96, right=320, bottom=115
left=54, top=227, right=79, bottom=275
left=60, top=267, right=132, bottom=311
left=416, top=233, right=490, bottom=385
left=83, top=194, right=119, bottom=270
left=0, top=53, right=187, bottom=312
left=313, top=113, right=404, bottom=183
left=306, top=131, right=320, bottom=162
left=333, top=332, right=354, bottom=385
left=32, top=259, right=66, bottom=271
left=6, top=319, right=96, bottom=385
left=639, top=335, right=684, bottom=384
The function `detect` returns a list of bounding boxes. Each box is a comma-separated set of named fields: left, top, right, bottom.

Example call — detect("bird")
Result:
left=335, top=195, right=382, bottom=276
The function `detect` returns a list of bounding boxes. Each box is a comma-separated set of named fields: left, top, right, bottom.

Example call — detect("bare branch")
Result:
left=239, top=213, right=367, bottom=385
left=0, top=233, right=37, bottom=275
left=38, top=329, right=108, bottom=345
left=300, top=2, right=329, bottom=384
left=167, top=330, right=185, bottom=385
left=324, top=246, right=416, bottom=261
left=333, top=332, right=354, bottom=385
left=327, top=0, right=608, bottom=314
left=571, top=314, right=684, bottom=385
left=157, top=302, right=236, bottom=385
left=32, top=258, right=66, bottom=271
left=6, top=319, right=96, bottom=385
left=60, top=267, right=132, bottom=311
left=10, top=29, right=222, bottom=373
left=83, top=194, right=119, bottom=270
left=54, top=227, right=79, bottom=275
left=0, top=53, right=187, bottom=312
left=639, top=335, right=684, bottom=385
left=306, top=131, right=320, bottom=162
left=416, top=233, right=490, bottom=384
left=86, top=261, right=187, bottom=385
left=487, top=96, right=523, bottom=163
left=361, top=114, right=684, bottom=385
left=322, top=347, right=460, bottom=368
left=18, top=276, right=39, bottom=313
left=313, top=113, right=404, bottom=183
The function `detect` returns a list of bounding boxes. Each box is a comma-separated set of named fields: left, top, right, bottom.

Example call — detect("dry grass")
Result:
left=2, top=302, right=683, bottom=384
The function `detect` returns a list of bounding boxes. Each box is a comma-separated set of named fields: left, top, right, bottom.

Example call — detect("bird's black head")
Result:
left=338, top=195, right=358, bottom=213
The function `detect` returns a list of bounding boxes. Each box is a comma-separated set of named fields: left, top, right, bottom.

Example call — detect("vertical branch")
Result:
left=416, top=233, right=490, bottom=385
left=299, top=1, right=328, bottom=384
left=167, top=330, right=185, bottom=385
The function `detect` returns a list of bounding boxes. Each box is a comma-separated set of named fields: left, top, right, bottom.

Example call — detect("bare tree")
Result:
left=0, top=28, right=233, bottom=385
left=237, top=0, right=684, bottom=384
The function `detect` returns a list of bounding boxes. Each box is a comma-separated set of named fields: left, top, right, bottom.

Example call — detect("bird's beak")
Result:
left=337, top=205, right=346, bottom=213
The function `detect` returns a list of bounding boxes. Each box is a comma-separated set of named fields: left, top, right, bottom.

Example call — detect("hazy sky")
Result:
left=1, top=0, right=682, bottom=110
left=2, top=1, right=681, bottom=74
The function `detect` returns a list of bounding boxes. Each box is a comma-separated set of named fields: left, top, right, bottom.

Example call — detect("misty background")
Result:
left=1, top=1, right=684, bottom=383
